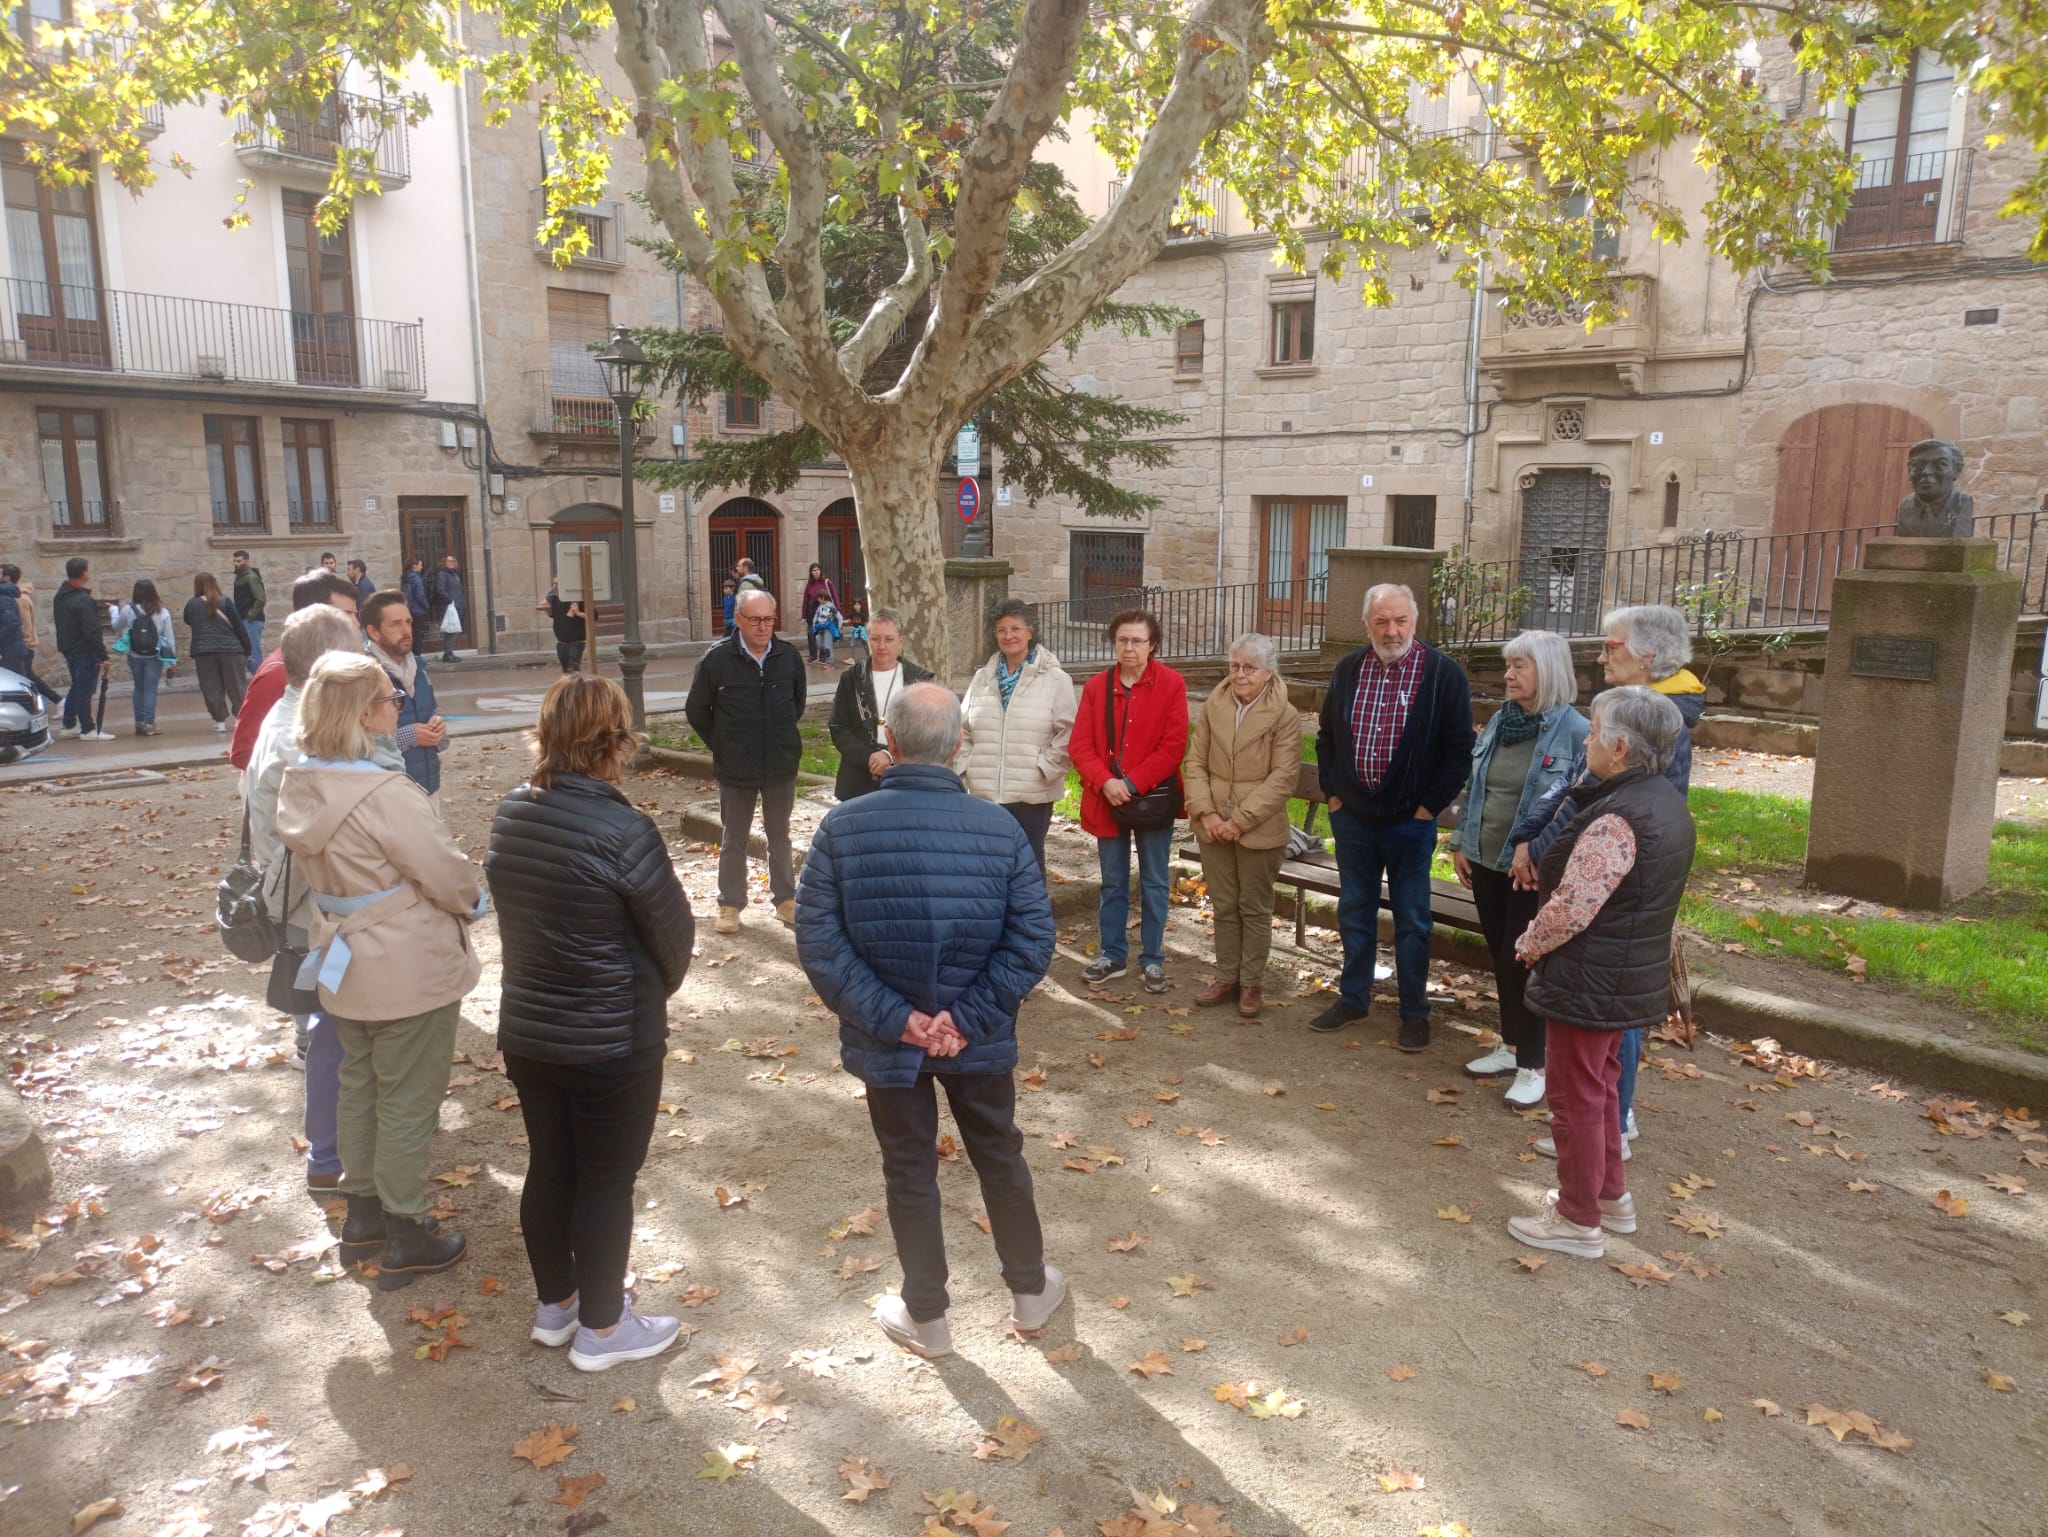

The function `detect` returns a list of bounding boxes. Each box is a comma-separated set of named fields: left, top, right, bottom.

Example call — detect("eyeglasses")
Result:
left=1226, top=662, right=1267, bottom=674
left=1601, top=639, right=1630, bottom=652
left=384, top=691, right=406, bottom=705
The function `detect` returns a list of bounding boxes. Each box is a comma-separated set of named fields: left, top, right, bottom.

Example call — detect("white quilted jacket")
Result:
left=954, top=646, right=1077, bottom=806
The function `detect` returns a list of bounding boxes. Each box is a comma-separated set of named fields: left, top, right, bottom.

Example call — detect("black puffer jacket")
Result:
left=484, top=772, right=694, bottom=1064
left=683, top=633, right=806, bottom=787
left=1523, top=766, right=1696, bottom=1031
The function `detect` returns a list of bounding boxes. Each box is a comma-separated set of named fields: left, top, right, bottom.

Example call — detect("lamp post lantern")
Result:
left=597, top=325, right=648, bottom=734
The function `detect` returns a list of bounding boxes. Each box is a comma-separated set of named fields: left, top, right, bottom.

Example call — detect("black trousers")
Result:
left=556, top=640, right=585, bottom=674
left=865, top=1071, right=1045, bottom=1322
left=1002, top=801, right=1053, bottom=875
left=505, top=1052, right=664, bottom=1329
left=1469, top=861, right=1545, bottom=1068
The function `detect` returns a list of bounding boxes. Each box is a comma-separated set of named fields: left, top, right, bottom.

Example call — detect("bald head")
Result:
left=736, top=587, right=777, bottom=619
left=884, top=682, right=963, bottom=766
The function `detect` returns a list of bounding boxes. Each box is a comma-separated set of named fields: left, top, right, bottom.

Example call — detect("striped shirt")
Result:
left=1349, top=642, right=1425, bottom=789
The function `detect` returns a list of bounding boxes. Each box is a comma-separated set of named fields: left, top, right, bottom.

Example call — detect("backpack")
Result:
left=124, top=607, right=160, bottom=659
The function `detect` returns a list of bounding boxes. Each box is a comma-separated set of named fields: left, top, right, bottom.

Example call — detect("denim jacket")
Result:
left=1451, top=706, right=1589, bottom=871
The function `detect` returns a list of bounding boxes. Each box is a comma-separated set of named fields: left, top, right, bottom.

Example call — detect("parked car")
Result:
left=0, top=665, right=52, bottom=766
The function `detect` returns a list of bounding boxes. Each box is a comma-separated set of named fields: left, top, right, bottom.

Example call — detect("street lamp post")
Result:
left=597, top=325, right=648, bottom=734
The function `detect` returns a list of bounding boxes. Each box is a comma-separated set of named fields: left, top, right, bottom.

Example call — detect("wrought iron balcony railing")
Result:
left=235, top=89, right=411, bottom=187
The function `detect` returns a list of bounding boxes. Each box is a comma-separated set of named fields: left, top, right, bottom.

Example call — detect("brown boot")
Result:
left=1195, top=978, right=1238, bottom=1007
left=1237, top=987, right=1264, bottom=1018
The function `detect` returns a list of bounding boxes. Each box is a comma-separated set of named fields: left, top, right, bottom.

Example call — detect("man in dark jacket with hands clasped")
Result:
left=795, top=682, right=1062, bottom=1360
left=1312, top=582, right=1475, bottom=1049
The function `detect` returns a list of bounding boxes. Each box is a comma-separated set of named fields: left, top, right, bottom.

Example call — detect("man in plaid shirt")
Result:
left=1312, top=584, right=1475, bottom=1048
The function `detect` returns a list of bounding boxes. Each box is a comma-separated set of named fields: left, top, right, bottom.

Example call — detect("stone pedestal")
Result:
left=943, top=557, right=1012, bottom=688
left=1806, top=539, right=2021, bottom=907
left=1323, top=546, right=1446, bottom=665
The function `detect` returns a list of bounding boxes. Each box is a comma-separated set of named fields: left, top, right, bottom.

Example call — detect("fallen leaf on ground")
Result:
left=839, top=1454, right=891, bottom=1503
left=833, top=1256, right=881, bottom=1280
left=1166, top=1274, right=1208, bottom=1298
left=1043, top=1342, right=1083, bottom=1364
left=172, top=1357, right=228, bottom=1394
left=552, top=1472, right=607, bottom=1508
left=1846, top=1179, right=1883, bottom=1194
left=1704, top=1407, right=1725, bottom=1423
left=1981, top=1173, right=2028, bottom=1195
left=690, top=1356, right=757, bottom=1391
left=1514, top=1255, right=1547, bottom=1273
left=734, top=1381, right=790, bottom=1426
left=696, top=1444, right=756, bottom=1482
left=71, top=1498, right=122, bottom=1534
left=1376, top=1462, right=1425, bottom=1493
left=1435, top=1205, right=1473, bottom=1224
left=1105, top=1295, right=1130, bottom=1310
left=1107, top=1232, right=1147, bottom=1253
left=512, top=1423, right=578, bottom=1469
left=1386, top=1363, right=1417, bottom=1382
left=1576, top=1361, right=1609, bottom=1378
left=1181, top=1337, right=1207, bottom=1352
left=971, top=1416, right=1044, bottom=1463
left=713, top=1186, right=749, bottom=1211
left=1804, top=1403, right=1912, bottom=1452
left=1611, top=1260, right=1674, bottom=1288
left=611, top=1396, right=637, bottom=1413
left=1129, top=1351, right=1176, bottom=1380
left=680, top=1284, right=720, bottom=1308
left=1986, top=1370, right=2017, bottom=1392
left=1999, top=1310, right=2032, bottom=1327
left=1752, top=1398, right=1783, bottom=1417
left=1932, top=1189, right=1970, bottom=1218
left=1667, top=1208, right=1726, bottom=1239
left=1276, top=1325, right=1308, bottom=1346
left=349, top=1464, right=413, bottom=1500
left=1649, top=1373, right=1682, bottom=1393
left=1615, top=1409, right=1651, bottom=1431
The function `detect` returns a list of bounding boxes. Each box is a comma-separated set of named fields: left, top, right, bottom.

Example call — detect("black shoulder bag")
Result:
left=217, top=806, right=283, bottom=962
left=264, top=850, right=318, bottom=1018
left=1104, top=675, right=1181, bottom=831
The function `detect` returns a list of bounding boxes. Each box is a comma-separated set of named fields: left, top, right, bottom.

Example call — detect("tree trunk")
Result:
left=845, top=436, right=954, bottom=679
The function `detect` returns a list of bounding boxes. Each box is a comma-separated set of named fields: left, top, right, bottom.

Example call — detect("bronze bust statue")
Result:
left=1895, top=438, right=1975, bottom=538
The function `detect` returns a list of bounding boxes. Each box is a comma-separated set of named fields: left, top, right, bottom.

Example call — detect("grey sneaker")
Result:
left=567, top=1303, right=682, bottom=1372
left=1008, top=1262, right=1068, bottom=1332
left=1081, top=956, right=1126, bottom=986
left=875, top=1296, right=953, bottom=1358
left=532, top=1297, right=580, bottom=1347
left=1141, top=964, right=1167, bottom=994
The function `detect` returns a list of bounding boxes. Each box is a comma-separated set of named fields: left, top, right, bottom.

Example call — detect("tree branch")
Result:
left=839, top=156, right=934, bottom=385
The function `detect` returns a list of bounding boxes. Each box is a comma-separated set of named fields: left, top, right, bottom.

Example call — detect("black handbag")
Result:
left=218, top=806, right=283, bottom=963
left=1103, top=675, right=1181, bottom=831
left=264, top=852, right=318, bottom=1017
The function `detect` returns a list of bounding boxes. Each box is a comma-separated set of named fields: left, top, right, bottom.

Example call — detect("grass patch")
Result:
left=648, top=718, right=840, bottom=780
left=1688, top=787, right=1809, bottom=874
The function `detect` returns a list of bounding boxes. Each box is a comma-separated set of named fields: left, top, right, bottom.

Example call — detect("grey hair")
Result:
left=281, top=604, right=365, bottom=687
left=885, top=682, right=963, bottom=766
left=735, top=586, right=777, bottom=617
left=1591, top=685, right=1684, bottom=777
left=1228, top=632, right=1279, bottom=672
left=1362, top=582, right=1418, bottom=621
left=991, top=597, right=1037, bottom=639
left=1501, top=629, right=1578, bottom=714
left=1602, top=604, right=1692, bottom=680
left=868, top=606, right=905, bottom=633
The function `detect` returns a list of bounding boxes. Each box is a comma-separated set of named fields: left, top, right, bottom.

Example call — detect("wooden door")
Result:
left=399, top=497, right=472, bottom=648
left=1257, top=497, right=1345, bottom=633
left=1516, top=469, right=1609, bottom=633
left=2, top=148, right=108, bottom=368
left=284, top=190, right=357, bottom=386
left=707, top=497, right=782, bottom=627
left=817, top=499, right=865, bottom=611
left=1770, top=402, right=1932, bottom=621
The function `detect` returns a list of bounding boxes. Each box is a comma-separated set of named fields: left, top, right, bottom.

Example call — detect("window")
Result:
left=7, top=0, right=67, bottom=45
left=283, top=190, right=357, bottom=386
left=1270, top=300, right=1313, bottom=366
left=1558, top=189, right=1622, bottom=264
left=1390, top=494, right=1438, bottom=549
left=281, top=418, right=336, bottom=529
left=545, top=286, right=611, bottom=408
left=1838, top=51, right=1961, bottom=251
left=1663, top=473, right=1681, bottom=529
left=1069, top=531, right=1145, bottom=607
left=1174, top=321, right=1205, bottom=374
left=725, top=390, right=763, bottom=429
left=38, top=406, right=110, bottom=532
left=206, top=416, right=265, bottom=529
left=4, top=143, right=107, bottom=368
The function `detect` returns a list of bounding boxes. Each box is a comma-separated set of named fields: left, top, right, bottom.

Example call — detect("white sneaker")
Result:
left=212, top=720, right=227, bottom=734
left=1008, top=1262, right=1068, bottom=1332
left=58, top=725, right=82, bottom=739
left=1624, top=1110, right=1640, bottom=1141
left=1533, top=1134, right=1629, bottom=1161
left=875, top=1296, right=953, bottom=1358
left=1545, top=1187, right=1636, bottom=1234
left=1464, top=1046, right=1517, bottom=1077
left=79, top=730, right=117, bottom=741
left=1503, top=1067, right=1547, bottom=1108
left=1507, top=1205, right=1604, bottom=1259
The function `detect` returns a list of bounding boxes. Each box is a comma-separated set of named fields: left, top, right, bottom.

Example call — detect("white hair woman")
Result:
left=1449, top=630, right=1588, bottom=1106
left=1508, top=687, right=1696, bottom=1260
left=956, top=599, right=1078, bottom=873
left=1183, top=634, right=1303, bottom=1018
left=1599, top=605, right=1704, bottom=792
left=276, top=651, right=486, bottom=1288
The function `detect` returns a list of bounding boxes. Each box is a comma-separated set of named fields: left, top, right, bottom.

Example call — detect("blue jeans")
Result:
left=126, top=655, right=163, bottom=726
left=304, top=1010, right=344, bottom=1180
left=1096, top=823, right=1174, bottom=968
left=61, top=652, right=101, bottom=732
left=242, top=618, right=265, bottom=658
left=1330, top=808, right=1436, bottom=1019
left=1616, top=1025, right=1643, bottom=1134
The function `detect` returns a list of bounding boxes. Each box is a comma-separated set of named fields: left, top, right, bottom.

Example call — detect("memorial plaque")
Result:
left=1849, top=635, right=1938, bottom=682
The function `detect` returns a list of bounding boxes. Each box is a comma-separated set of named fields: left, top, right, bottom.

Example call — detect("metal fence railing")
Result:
left=1835, top=146, right=1972, bottom=254
left=1439, top=510, right=2046, bottom=646
left=1032, top=578, right=1329, bottom=666
left=0, top=277, right=426, bottom=393
left=235, top=89, right=411, bottom=185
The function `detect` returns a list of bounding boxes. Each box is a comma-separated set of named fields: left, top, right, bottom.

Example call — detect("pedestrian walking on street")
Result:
left=732, top=557, right=766, bottom=597
left=347, top=559, right=375, bottom=604
left=430, top=554, right=465, bottom=664
left=540, top=578, right=587, bottom=674
left=809, top=596, right=842, bottom=668
left=232, top=550, right=267, bottom=658
left=485, top=674, right=695, bottom=1372
left=1310, top=583, right=1474, bottom=1047
left=276, top=651, right=486, bottom=1289
left=828, top=607, right=931, bottom=801
left=183, top=572, right=250, bottom=733
left=230, top=570, right=360, bottom=772
left=0, top=561, right=31, bottom=681
left=802, top=563, right=838, bottom=664
left=110, top=580, right=177, bottom=736
left=956, top=598, right=1076, bottom=874
left=1070, top=609, right=1189, bottom=995
left=794, top=683, right=1062, bottom=1358
left=1183, top=633, right=1302, bottom=1020
left=1450, top=630, right=1588, bottom=1109
left=53, top=556, right=114, bottom=740
left=241, top=606, right=366, bottom=1184
left=402, top=557, right=431, bottom=626
left=362, top=591, right=448, bottom=804
left=720, top=578, right=737, bottom=639
left=685, top=588, right=805, bottom=935
left=1508, top=687, right=1696, bottom=1260
left=4, top=568, right=61, bottom=708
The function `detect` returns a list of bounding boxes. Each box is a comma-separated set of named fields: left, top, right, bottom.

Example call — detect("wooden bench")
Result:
left=1181, top=762, right=1483, bottom=946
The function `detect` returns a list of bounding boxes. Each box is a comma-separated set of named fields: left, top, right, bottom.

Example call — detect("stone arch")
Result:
left=707, top=496, right=784, bottom=623
left=548, top=502, right=625, bottom=634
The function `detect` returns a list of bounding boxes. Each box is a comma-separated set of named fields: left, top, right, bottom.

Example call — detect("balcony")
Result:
left=1104, top=177, right=1228, bottom=241
left=1833, top=146, right=1970, bottom=255
left=0, top=277, right=426, bottom=394
left=1479, top=274, right=1658, bottom=393
left=235, top=90, right=411, bottom=188
left=532, top=192, right=624, bottom=269
left=527, top=366, right=653, bottom=456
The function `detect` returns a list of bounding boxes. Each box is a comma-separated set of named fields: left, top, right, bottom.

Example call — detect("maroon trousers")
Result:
left=1546, top=1020, right=1628, bottom=1227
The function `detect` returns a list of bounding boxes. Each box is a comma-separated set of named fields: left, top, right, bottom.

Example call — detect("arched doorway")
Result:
left=1770, top=403, right=1934, bottom=620
left=549, top=503, right=624, bottom=636
left=708, top=497, right=782, bottom=625
left=817, top=498, right=865, bottom=610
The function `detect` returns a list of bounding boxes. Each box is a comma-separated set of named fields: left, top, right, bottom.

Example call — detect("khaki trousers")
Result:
left=334, top=1001, right=461, bottom=1218
left=1198, top=839, right=1288, bottom=987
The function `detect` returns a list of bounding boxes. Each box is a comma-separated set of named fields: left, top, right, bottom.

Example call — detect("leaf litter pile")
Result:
left=0, top=761, right=2045, bottom=1534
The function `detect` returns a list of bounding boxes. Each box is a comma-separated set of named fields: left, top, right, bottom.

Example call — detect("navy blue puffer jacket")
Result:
left=795, top=762, right=1055, bottom=1088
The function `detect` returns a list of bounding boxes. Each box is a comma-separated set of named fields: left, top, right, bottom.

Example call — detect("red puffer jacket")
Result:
left=1069, top=661, right=1191, bottom=838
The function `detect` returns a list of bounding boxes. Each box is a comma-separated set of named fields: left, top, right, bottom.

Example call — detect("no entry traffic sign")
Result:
left=958, top=477, right=981, bottom=522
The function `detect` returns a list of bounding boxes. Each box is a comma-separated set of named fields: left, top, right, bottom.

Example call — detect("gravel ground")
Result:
left=2, top=745, right=2045, bottom=1537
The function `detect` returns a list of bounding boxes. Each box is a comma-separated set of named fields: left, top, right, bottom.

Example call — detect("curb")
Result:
left=0, top=1077, right=52, bottom=1215
left=1689, top=980, right=2048, bottom=1106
